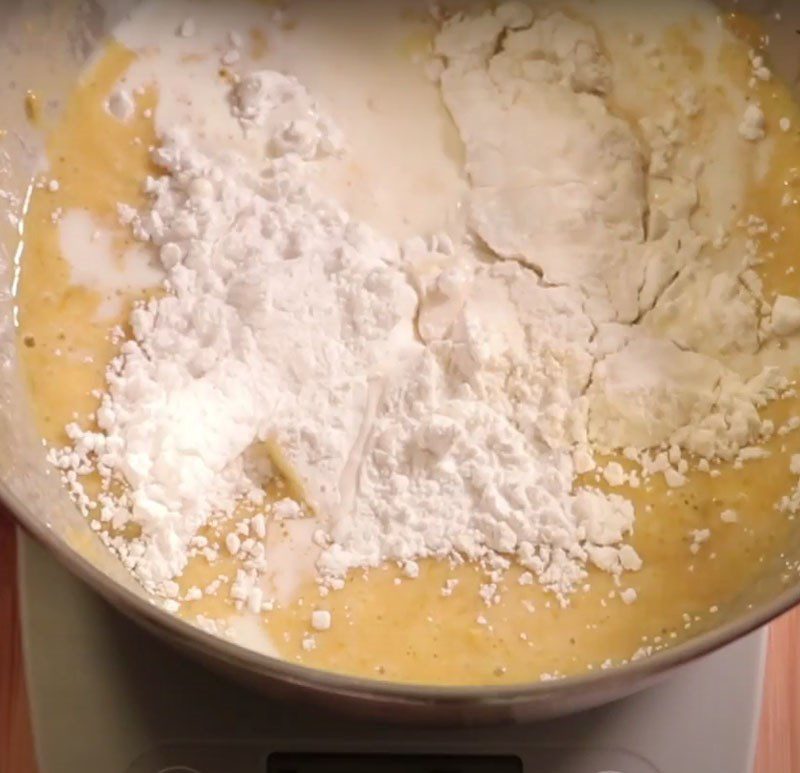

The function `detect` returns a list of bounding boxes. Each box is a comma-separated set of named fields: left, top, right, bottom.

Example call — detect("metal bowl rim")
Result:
left=8, top=473, right=799, bottom=708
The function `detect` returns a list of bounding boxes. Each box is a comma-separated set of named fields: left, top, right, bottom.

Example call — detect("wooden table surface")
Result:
left=0, top=512, right=798, bottom=772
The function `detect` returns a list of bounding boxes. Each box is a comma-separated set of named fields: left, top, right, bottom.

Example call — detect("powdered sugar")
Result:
left=739, top=103, right=767, bottom=141
left=317, top=260, right=639, bottom=596
left=229, top=71, right=344, bottom=160
left=47, top=3, right=800, bottom=615
left=51, top=75, right=418, bottom=589
left=772, top=295, right=800, bottom=336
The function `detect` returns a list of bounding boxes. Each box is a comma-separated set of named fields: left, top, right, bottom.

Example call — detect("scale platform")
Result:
left=18, top=533, right=766, bottom=773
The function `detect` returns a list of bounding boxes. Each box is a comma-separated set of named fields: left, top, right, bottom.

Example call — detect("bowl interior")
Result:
left=3, top=0, right=800, bottom=702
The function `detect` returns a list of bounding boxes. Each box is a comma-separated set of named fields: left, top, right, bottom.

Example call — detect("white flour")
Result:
left=49, top=3, right=796, bottom=609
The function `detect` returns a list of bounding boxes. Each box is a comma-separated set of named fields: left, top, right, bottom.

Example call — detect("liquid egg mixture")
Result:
left=12, top=0, right=800, bottom=685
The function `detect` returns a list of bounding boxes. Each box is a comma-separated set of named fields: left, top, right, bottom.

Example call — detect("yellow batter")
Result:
left=14, top=14, right=800, bottom=685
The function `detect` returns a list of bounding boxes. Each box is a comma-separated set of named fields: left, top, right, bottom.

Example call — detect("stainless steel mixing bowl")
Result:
left=2, top=0, right=800, bottom=724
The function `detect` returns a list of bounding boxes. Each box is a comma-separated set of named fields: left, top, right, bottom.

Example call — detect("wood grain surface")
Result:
left=0, top=509, right=797, bottom=772
left=0, top=513, right=37, bottom=773
left=756, top=606, right=800, bottom=773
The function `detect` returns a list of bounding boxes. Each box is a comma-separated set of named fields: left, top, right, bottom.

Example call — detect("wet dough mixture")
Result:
left=14, top=0, right=800, bottom=684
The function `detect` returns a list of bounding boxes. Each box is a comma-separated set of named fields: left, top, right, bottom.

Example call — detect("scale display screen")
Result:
left=267, top=752, right=523, bottom=772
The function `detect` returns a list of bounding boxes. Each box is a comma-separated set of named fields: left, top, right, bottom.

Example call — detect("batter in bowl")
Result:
left=14, top=0, right=800, bottom=684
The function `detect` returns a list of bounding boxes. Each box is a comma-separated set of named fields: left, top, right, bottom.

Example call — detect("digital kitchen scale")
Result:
left=18, top=533, right=766, bottom=773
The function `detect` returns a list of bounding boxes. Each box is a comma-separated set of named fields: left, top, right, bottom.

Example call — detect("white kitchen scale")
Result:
left=18, top=532, right=766, bottom=773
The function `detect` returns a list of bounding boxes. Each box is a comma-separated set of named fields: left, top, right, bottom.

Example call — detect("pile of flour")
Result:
left=50, top=4, right=792, bottom=606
